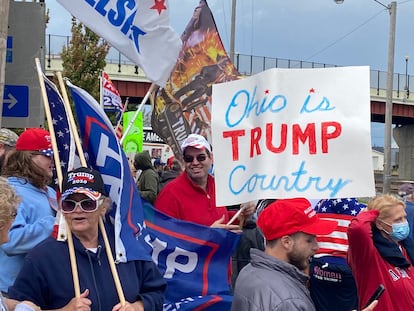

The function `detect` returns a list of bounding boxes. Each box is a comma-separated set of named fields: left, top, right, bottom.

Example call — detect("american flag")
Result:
left=115, top=123, right=123, bottom=141
left=43, top=76, right=77, bottom=186
left=41, top=74, right=77, bottom=241
left=314, top=198, right=366, bottom=258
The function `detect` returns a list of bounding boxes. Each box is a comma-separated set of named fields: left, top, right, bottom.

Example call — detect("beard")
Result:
left=287, top=248, right=309, bottom=271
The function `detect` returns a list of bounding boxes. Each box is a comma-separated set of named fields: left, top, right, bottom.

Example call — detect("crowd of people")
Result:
left=0, top=128, right=413, bottom=310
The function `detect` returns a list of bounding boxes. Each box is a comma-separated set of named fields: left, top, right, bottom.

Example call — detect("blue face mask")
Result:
left=384, top=221, right=410, bottom=241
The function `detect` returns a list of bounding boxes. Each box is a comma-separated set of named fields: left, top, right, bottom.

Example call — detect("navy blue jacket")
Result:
left=8, top=228, right=166, bottom=311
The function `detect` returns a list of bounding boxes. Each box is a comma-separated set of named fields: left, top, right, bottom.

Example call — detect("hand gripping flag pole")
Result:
left=35, top=58, right=81, bottom=298
left=56, top=74, right=127, bottom=306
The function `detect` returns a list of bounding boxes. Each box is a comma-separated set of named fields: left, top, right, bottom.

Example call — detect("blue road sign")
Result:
left=2, top=85, right=29, bottom=117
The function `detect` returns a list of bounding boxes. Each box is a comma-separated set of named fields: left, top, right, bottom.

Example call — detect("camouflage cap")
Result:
left=0, top=128, right=19, bottom=147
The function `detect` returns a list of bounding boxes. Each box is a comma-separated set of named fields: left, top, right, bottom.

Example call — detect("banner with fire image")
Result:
left=150, top=0, right=240, bottom=158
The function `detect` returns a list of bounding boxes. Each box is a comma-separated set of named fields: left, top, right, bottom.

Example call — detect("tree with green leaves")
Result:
left=61, top=17, right=109, bottom=101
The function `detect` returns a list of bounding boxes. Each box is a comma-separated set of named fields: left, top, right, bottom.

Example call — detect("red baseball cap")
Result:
left=15, top=128, right=53, bottom=157
left=257, top=198, right=337, bottom=240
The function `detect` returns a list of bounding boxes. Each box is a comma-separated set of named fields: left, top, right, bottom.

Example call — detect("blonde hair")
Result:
left=0, top=176, right=20, bottom=229
left=367, top=194, right=404, bottom=220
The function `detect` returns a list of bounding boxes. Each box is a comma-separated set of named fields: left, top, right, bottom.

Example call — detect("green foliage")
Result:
left=60, top=18, right=109, bottom=101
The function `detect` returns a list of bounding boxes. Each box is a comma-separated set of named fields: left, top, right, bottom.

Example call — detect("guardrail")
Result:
left=46, top=34, right=412, bottom=100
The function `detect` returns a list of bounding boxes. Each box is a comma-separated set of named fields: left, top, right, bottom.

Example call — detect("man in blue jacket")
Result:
left=8, top=167, right=166, bottom=311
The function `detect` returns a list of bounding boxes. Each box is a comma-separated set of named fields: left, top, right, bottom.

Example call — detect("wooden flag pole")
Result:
left=34, top=58, right=81, bottom=298
left=59, top=76, right=126, bottom=306
left=56, top=72, right=87, bottom=166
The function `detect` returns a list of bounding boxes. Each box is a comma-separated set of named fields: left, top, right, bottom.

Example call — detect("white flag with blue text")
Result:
left=57, top=0, right=181, bottom=87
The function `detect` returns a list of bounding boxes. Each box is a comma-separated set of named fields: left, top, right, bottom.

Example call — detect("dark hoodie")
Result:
left=134, top=150, right=159, bottom=204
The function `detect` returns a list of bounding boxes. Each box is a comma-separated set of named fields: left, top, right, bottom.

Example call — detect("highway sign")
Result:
left=2, top=85, right=29, bottom=117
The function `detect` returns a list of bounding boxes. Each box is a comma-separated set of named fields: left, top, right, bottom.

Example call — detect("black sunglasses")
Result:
left=61, top=199, right=98, bottom=213
left=183, top=154, right=207, bottom=163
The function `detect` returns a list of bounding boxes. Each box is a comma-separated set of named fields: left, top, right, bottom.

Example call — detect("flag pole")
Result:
left=60, top=78, right=127, bottom=307
left=99, top=71, right=104, bottom=109
left=115, top=96, right=129, bottom=132
left=34, top=58, right=81, bottom=298
left=120, top=83, right=156, bottom=144
left=56, top=72, right=87, bottom=166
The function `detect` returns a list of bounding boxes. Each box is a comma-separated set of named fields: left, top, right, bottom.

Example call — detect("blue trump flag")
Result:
left=143, top=202, right=240, bottom=311
left=66, top=81, right=241, bottom=309
left=66, top=81, right=152, bottom=262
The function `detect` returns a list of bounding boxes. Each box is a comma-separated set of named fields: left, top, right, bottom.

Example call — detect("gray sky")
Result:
left=46, top=0, right=413, bottom=146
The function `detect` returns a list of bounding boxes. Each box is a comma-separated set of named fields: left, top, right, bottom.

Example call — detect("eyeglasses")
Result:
left=61, top=199, right=98, bottom=213
left=183, top=154, right=207, bottom=163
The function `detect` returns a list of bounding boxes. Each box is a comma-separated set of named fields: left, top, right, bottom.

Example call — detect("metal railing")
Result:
left=46, top=34, right=411, bottom=99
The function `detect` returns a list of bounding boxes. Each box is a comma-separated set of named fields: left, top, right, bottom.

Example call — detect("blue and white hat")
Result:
left=61, top=167, right=106, bottom=201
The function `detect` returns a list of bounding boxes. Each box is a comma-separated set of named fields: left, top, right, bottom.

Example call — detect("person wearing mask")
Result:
left=347, top=194, right=414, bottom=311
left=0, top=128, right=56, bottom=294
left=8, top=167, right=166, bottom=311
left=232, top=198, right=378, bottom=311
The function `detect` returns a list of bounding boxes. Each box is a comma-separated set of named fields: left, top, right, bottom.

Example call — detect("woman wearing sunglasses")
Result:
left=8, top=167, right=166, bottom=311
left=0, top=128, right=56, bottom=295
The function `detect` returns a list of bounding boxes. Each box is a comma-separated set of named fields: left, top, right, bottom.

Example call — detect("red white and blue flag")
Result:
left=314, top=198, right=366, bottom=258
left=39, top=71, right=78, bottom=241
left=67, top=82, right=240, bottom=308
left=143, top=202, right=240, bottom=310
left=43, top=76, right=77, bottom=182
left=57, top=0, right=181, bottom=87
left=102, top=71, right=123, bottom=112
left=66, top=80, right=152, bottom=262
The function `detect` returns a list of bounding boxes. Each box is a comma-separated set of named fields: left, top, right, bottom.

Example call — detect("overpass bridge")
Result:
left=45, top=35, right=414, bottom=181
left=45, top=52, right=414, bottom=125
left=45, top=34, right=414, bottom=126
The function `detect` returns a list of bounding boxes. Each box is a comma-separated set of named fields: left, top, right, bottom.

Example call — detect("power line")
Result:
left=303, top=9, right=385, bottom=63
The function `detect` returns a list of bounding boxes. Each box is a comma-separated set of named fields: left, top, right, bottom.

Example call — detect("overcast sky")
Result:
left=46, top=0, right=414, bottom=146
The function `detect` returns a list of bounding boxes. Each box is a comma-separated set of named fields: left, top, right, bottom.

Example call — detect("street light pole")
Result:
left=335, top=0, right=396, bottom=194
left=383, top=1, right=396, bottom=194
left=405, top=55, right=409, bottom=97
left=230, top=0, right=236, bottom=63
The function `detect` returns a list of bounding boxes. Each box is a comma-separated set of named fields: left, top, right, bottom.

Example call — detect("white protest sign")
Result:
left=212, top=67, right=376, bottom=206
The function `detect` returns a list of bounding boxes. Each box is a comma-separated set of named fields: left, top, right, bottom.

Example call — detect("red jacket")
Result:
left=347, top=210, right=414, bottom=311
left=154, top=172, right=231, bottom=226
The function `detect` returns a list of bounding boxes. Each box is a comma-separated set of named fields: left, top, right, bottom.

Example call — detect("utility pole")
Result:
left=383, top=1, right=396, bottom=194
left=0, top=0, right=10, bottom=128
left=230, top=0, right=236, bottom=63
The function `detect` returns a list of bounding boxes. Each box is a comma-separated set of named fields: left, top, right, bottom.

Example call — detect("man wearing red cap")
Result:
left=232, top=198, right=378, bottom=311
left=0, top=128, right=57, bottom=294
left=232, top=198, right=364, bottom=311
